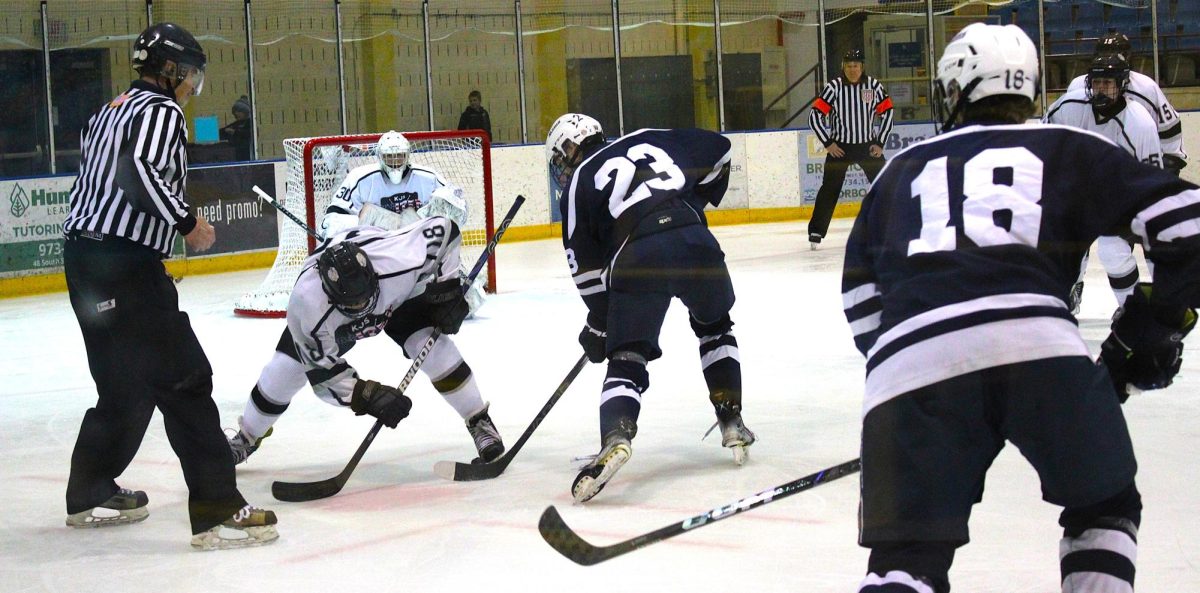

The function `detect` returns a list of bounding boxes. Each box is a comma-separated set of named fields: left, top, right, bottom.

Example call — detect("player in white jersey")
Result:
left=320, top=130, right=486, bottom=313
left=1067, top=32, right=1187, bottom=174
left=224, top=218, right=505, bottom=467
left=1047, top=54, right=1163, bottom=311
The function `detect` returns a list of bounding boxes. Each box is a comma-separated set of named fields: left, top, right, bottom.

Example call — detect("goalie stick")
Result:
left=538, top=457, right=861, bottom=565
left=433, top=352, right=589, bottom=481
left=270, top=194, right=527, bottom=502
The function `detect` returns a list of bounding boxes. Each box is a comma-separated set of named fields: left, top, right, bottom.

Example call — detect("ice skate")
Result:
left=1069, top=281, right=1084, bottom=315
left=706, top=402, right=756, bottom=465
left=466, top=403, right=505, bottom=463
left=190, top=504, right=279, bottom=551
left=809, top=233, right=822, bottom=251
left=227, top=417, right=272, bottom=466
left=572, top=419, right=636, bottom=503
left=66, top=488, right=149, bottom=528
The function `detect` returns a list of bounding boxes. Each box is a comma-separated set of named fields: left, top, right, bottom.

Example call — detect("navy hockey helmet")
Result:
left=132, top=22, right=207, bottom=95
left=1086, top=54, right=1130, bottom=110
left=843, top=48, right=865, bottom=63
left=317, top=242, right=379, bottom=319
left=1095, top=33, right=1132, bottom=60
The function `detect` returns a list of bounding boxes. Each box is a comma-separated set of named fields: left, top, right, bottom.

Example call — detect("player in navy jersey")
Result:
left=546, top=115, right=755, bottom=503
left=843, top=23, right=1200, bottom=593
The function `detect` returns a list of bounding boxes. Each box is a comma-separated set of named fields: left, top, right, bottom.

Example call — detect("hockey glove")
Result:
left=1098, top=284, right=1196, bottom=402
left=422, top=277, right=469, bottom=334
left=351, top=379, right=413, bottom=428
left=1163, top=154, right=1187, bottom=176
left=579, top=324, right=607, bottom=363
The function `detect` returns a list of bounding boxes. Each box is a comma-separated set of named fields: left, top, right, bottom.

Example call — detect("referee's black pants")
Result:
left=808, top=142, right=886, bottom=241
left=64, top=234, right=246, bottom=535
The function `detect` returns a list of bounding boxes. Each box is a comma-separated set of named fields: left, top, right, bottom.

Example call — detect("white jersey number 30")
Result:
left=908, top=147, right=1044, bottom=256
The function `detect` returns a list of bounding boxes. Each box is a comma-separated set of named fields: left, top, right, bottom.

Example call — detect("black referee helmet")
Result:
left=843, top=48, right=865, bottom=63
left=132, top=22, right=207, bottom=92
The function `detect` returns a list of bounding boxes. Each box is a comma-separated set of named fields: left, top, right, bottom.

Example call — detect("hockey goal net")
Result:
left=234, top=130, right=494, bottom=318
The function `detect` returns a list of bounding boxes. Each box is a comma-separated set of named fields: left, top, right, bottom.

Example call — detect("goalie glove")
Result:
left=350, top=379, right=413, bottom=428
left=1098, top=283, right=1197, bottom=402
left=417, top=186, right=469, bottom=228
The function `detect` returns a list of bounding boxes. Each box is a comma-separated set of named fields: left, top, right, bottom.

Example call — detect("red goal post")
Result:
left=234, top=130, right=495, bottom=318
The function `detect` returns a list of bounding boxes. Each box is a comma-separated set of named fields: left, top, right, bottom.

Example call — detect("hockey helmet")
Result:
left=317, top=241, right=379, bottom=319
left=377, top=131, right=411, bottom=184
left=1086, top=54, right=1130, bottom=110
left=1095, top=33, right=1132, bottom=60
left=132, top=22, right=207, bottom=96
left=545, top=113, right=605, bottom=192
left=935, top=23, right=1038, bottom=131
left=843, top=48, right=865, bottom=63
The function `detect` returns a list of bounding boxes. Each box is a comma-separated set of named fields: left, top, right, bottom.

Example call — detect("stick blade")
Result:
left=432, top=460, right=460, bottom=481
left=432, top=457, right=508, bottom=482
left=271, top=478, right=344, bottom=502
left=538, top=506, right=613, bottom=566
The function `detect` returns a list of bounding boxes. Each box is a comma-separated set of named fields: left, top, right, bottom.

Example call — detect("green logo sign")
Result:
left=9, top=184, right=29, bottom=218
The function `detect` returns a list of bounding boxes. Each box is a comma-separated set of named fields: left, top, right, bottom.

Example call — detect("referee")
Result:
left=807, top=48, right=894, bottom=249
left=62, top=22, right=277, bottom=550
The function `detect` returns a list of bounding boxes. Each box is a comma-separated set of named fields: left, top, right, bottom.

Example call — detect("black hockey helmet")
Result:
left=843, top=48, right=865, bottom=63
left=1094, top=32, right=1132, bottom=59
left=1086, top=54, right=1130, bottom=110
left=317, top=242, right=379, bottom=319
left=132, top=22, right=207, bottom=94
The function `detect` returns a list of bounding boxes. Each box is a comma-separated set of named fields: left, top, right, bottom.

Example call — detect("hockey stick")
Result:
left=270, top=195, right=527, bottom=502
left=539, top=457, right=861, bottom=565
left=252, top=184, right=323, bottom=240
left=433, top=352, right=589, bottom=481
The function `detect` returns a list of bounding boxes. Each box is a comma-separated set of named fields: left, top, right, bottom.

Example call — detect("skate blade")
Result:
left=190, top=525, right=279, bottom=551
left=731, top=443, right=749, bottom=466
left=572, top=444, right=631, bottom=504
left=66, top=507, right=149, bottom=528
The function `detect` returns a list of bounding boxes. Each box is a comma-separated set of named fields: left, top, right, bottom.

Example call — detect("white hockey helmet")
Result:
left=935, top=23, right=1039, bottom=129
left=545, top=113, right=604, bottom=191
left=377, top=130, right=411, bottom=183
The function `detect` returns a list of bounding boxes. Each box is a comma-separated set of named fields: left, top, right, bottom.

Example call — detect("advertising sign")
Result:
left=799, top=122, right=937, bottom=204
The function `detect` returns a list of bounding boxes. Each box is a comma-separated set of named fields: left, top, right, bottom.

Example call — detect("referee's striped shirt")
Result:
left=64, top=80, right=197, bottom=256
left=809, top=75, right=894, bottom=148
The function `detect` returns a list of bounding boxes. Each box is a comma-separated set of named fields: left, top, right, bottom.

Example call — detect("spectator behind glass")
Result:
left=219, top=95, right=253, bottom=161
left=457, top=90, right=492, bottom=142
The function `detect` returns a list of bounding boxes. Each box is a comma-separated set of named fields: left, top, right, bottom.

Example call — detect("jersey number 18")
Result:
left=908, top=147, right=1044, bottom=256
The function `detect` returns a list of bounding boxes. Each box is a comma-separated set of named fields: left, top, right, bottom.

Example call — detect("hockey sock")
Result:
left=691, top=314, right=742, bottom=405
left=1059, top=484, right=1141, bottom=592
left=861, top=541, right=954, bottom=593
left=600, top=355, right=647, bottom=438
left=242, top=351, right=307, bottom=438
left=432, top=361, right=486, bottom=419
left=403, top=331, right=486, bottom=418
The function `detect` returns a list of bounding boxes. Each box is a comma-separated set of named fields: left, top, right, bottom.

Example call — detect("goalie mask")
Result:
left=1086, top=54, right=1130, bottom=114
left=317, top=242, right=379, bottom=319
left=545, top=113, right=605, bottom=192
left=377, top=131, right=411, bottom=184
left=934, top=23, right=1038, bottom=132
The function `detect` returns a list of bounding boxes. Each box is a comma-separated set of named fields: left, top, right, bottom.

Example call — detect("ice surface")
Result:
left=2, top=219, right=1197, bottom=592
